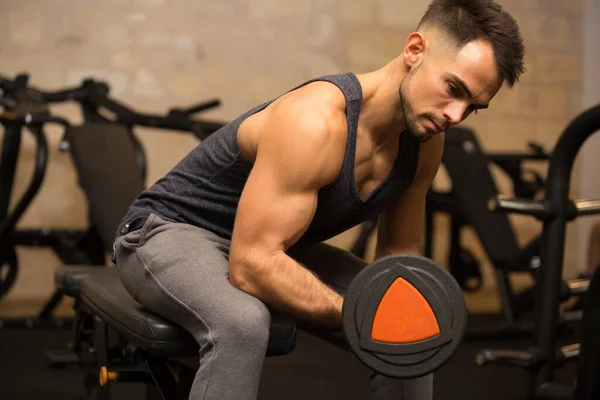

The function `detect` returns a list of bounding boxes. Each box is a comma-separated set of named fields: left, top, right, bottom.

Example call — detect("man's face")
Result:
left=399, top=37, right=503, bottom=142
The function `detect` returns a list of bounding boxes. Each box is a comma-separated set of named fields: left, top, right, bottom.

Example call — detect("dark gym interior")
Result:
left=1, top=1, right=599, bottom=399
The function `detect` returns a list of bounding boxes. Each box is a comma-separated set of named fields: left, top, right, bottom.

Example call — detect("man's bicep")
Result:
left=231, top=160, right=319, bottom=262
left=229, top=108, right=344, bottom=266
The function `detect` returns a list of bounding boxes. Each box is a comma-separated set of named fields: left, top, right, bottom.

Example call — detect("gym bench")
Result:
left=55, top=265, right=297, bottom=399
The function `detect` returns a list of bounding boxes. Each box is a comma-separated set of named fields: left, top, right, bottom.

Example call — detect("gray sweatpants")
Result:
left=114, top=213, right=433, bottom=400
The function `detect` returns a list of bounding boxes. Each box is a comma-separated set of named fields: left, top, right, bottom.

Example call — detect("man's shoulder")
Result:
left=267, top=80, right=349, bottom=140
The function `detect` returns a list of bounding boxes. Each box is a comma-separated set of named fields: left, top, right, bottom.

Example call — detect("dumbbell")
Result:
left=341, top=254, right=468, bottom=379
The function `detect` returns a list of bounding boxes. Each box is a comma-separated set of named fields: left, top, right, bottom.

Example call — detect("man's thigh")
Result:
left=116, top=213, right=269, bottom=336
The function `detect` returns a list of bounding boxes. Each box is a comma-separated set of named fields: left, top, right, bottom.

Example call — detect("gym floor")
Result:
left=0, top=303, right=579, bottom=400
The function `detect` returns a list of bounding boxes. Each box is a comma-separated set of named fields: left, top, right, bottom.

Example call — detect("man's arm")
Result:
left=229, top=96, right=348, bottom=328
left=376, top=134, right=445, bottom=258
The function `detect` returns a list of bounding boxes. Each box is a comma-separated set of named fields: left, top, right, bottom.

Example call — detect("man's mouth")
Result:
left=428, top=118, right=444, bottom=133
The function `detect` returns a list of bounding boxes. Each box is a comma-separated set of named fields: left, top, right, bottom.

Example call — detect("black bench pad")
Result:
left=79, top=269, right=297, bottom=357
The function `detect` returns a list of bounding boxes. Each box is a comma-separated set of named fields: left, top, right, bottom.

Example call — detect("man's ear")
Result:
left=403, top=32, right=426, bottom=68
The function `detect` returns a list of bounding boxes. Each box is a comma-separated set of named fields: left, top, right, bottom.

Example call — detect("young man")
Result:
left=113, top=0, right=525, bottom=398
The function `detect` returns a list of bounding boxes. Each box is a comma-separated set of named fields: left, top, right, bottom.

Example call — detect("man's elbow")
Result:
left=229, top=250, right=275, bottom=298
left=229, top=258, right=258, bottom=293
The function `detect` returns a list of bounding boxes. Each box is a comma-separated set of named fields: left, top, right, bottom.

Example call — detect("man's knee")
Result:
left=214, top=297, right=271, bottom=347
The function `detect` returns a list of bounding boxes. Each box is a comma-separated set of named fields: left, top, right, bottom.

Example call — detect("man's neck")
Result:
left=356, top=58, right=408, bottom=146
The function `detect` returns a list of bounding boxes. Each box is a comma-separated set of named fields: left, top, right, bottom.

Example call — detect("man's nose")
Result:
left=443, top=102, right=468, bottom=125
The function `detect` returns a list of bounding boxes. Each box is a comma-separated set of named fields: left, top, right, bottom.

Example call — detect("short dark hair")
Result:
left=417, top=0, right=525, bottom=88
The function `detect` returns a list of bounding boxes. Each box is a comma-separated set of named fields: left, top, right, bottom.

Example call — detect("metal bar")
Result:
left=41, top=86, right=90, bottom=103
left=530, top=104, right=600, bottom=398
left=475, top=348, right=535, bottom=368
left=575, top=266, right=600, bottom=400
left=536, top=383, right=574, bottom=399
left=559, top=343, right=580, bottom=361
left=0, top=112, right=70, bottom=127
left=530, top=188, right=570, bottom=397
left=145, top=356, right=187, bottom=400
left=171, top=99, right=221, bottom=116
left=489, top=153, right=550, bottom=162
left=574, top=199, right=600, bottom=216
left=87, top=90, right=225, bottom=136
left=95, top=317, right=111, bottom=400
left=488, top=196, right=548, bottom=217
left=38, top=290, right=65, bottom=319
left=567, top=278, right=589, bottom=295
left=424, top=208, right=434, bottom=258
left=0, top=124, right=48, bottom=238
left=495, top=267, right=517, bottom=325
left=487, top=197, right=600, bottom=219
left=0, top=125, right=22, bottom=222
left=1, top=74, right=97, bottom=105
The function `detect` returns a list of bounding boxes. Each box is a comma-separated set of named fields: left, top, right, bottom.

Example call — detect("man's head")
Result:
left=399, top=0, right=525, bottom=142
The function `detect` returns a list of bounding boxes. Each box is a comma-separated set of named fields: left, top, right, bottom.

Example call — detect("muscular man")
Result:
left=113, top=0, right=524, bottom=398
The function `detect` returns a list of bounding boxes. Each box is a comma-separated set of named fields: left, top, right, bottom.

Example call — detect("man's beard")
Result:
left=399, top=72, right=436, bottom=143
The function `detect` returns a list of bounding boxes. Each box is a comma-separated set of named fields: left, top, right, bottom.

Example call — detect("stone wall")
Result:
left=0, top=0, right=584, bottom=302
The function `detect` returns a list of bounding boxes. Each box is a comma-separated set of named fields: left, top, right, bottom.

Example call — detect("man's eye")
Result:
left=447, top=83, right=460, bottom=97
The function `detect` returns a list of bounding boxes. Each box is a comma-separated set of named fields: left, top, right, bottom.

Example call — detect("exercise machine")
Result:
left=0, top=72, right=225, bottom=330
left=477, top=103, right=600, bottom=399
left=0, top=74, right=104, bottom=328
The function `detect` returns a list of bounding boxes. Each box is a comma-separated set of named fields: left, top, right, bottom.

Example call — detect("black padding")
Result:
left=266, top=311, right=299, bottom=356
left=65, top=123, right=145, bottom=252
left=55, top=265, right=113, bottom=298
left=442, top=128, right=521, bottom=265
left=81, top=272, right=198, bottom=357
left=80, top=272, right=297, bottom=357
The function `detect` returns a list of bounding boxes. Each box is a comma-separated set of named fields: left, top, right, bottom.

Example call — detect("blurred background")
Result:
left=2, top=1, right=600, bottom=399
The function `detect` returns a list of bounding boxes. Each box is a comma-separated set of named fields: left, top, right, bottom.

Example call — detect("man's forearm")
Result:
left=230, top=251, right=344, bottom=327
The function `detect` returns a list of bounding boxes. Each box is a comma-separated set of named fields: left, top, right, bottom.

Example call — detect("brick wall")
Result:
left=0, top=0, right=584, bottom=301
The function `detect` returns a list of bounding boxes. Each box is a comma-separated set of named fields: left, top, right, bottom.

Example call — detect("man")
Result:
left=113, top=0, right=525, bottom=398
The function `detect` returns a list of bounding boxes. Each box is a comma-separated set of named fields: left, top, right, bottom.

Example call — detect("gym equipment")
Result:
left=476, top=104, right=600, bottom=399
left=0, top=74, right=103, bottom=329
left=28, top=73, right=226, bottom=366
left=427, top=128, right=557, bottom=337
left=0, top=72, right=226, bottom=330
left=342, top=254, right=467, bottom=378
left=58, top=252, right=465, bottom=397
left=575, top=265, right=600, bottom=400
left=56, top=84, right=224, bottom=248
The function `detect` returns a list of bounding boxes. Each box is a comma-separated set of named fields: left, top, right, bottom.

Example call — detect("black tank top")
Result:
left=118, top=73, right=421, bottom=248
